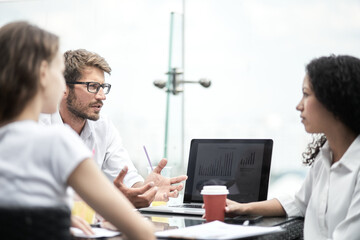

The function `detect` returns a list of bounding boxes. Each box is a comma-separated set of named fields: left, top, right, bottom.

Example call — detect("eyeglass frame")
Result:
left=66, top=81, right=112, bottom=94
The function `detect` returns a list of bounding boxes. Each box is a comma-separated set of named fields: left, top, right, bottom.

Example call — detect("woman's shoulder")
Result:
left=31, top=121, right=74, bottom=135
left=43, top=124, right=84, bottom=145
left=23, top=122, right=82, bottom=147
left=37, top=123, right=91, bottom=160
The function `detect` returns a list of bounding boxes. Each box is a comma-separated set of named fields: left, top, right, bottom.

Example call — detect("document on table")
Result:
left=155, top=220, right=284, bottom=239
left=71, top=227, right=121, bottom=238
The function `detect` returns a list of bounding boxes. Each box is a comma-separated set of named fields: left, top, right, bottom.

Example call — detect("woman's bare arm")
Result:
left=68, top=158, right=155, bottom=240
left=226, top=198, right=286, bottom=217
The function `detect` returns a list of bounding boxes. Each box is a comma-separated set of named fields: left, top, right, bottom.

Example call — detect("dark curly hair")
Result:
left=302, top=55, right=360, bottom=165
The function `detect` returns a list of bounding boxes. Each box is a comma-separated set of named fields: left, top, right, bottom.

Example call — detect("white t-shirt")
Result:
left=0, top=120, right=91, bottom=207
left=278, top=135, right=360, bottom=240
left=39, top=112, right=143, bottom=187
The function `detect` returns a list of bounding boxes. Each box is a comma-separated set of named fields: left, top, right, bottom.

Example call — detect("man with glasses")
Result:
left=40, top=49, right=187, bottom=208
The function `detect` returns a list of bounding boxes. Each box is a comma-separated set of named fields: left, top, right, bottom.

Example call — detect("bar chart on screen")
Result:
left=198, top=152, right=233, bottom=177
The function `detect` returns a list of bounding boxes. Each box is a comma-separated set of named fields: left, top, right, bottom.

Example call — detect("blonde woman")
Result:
left=0, top=21, right=155, bottom=240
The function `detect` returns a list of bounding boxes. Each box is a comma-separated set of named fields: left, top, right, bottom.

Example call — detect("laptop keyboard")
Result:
left=171, top=204, right=202, bottom=209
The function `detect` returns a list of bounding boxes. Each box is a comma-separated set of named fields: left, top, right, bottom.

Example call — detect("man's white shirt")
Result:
left=39, top=112, right=144, bottom=188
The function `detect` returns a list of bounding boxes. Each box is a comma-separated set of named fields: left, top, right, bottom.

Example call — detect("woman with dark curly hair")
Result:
left=223, top=55, right=360, bottom=239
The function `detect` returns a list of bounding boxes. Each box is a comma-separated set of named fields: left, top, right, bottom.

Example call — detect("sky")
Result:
left=1, top=0, right=360, bottom=194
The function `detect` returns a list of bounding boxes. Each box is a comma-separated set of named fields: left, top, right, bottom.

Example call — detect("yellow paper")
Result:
left=151, top=201, right=167, bottom=206
left=151, top=216, right=169, bottom=224
left=72, top=201, right=95, bottom=224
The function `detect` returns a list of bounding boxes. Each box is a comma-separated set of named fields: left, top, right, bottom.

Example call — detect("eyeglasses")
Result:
left=66, top=81, right=111, bottom=94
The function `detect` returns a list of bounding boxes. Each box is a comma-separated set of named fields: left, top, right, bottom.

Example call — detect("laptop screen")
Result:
left=183, top=139, right=273, bottom=203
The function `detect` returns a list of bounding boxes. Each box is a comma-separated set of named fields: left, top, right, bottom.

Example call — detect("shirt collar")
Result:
left=80, top=119, right=95, bottom=140
left=318, top=141, right=332, bottom=168
left=320, top=135, right=360, bottom=171
left=55, top=111, right=95, bottom=140
left=52, top=111, right=64, bottom=124
left=337, top=135, right=360, bottom=171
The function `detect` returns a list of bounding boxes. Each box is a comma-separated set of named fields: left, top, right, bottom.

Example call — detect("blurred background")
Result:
left=1, top=0, right=360, bottom=199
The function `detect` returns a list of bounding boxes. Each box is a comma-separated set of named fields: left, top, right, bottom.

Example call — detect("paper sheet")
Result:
left=71, top=227, right=121, bottom=238
left=155, top=220, right=284, bottom=239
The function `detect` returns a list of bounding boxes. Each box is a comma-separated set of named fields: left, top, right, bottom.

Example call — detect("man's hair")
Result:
left=302, top=54, right=360, bottom=165
left=63, top=49, right=111, bottom=85
left=0, top=21, right=59, bottom=124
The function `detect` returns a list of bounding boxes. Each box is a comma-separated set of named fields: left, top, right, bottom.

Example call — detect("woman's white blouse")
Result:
left=278, top=135, right=360, bottom=240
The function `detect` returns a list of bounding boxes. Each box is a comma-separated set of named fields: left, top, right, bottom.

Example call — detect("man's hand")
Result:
left=113, top=166, right=157, bottom=208
left=145, top=158, right=188, bottom=201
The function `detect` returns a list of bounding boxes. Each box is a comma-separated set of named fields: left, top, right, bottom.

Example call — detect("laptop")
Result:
left=139, top=139, right=273, bottom=216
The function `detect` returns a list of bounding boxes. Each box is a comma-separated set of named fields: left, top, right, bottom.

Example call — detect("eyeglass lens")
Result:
left=88, top=82, right=111, bottom=94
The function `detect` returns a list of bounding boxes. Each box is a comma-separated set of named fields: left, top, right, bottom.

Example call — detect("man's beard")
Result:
left=66, top=89, right=101, bottom=121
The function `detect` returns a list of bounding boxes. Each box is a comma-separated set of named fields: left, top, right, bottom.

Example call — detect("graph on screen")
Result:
left=198, top=151, right=233, bottom=177
left=239, top=152, right=256, bottom=166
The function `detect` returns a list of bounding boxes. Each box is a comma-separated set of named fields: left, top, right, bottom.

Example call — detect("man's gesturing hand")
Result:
left=145, top=158, right=188, bottom=201
left=113, top=166, right=157, bottom=208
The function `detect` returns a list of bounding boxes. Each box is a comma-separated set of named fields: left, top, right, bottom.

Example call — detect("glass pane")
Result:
left=164, top=12, right=185, bottom=178
left=184, top=0, right=360, bottom=197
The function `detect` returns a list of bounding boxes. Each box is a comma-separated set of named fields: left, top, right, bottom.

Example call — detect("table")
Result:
left=73, top=213, right=304, bottom=240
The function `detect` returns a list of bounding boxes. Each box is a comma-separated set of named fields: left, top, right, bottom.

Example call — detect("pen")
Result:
left=143, top=145, right=153, bottom=171
left=91, top=222, right=102, bottom=228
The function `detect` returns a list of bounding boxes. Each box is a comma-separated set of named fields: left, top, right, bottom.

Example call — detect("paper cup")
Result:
left=201, top=185, right=229, bottom=222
